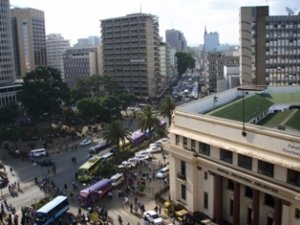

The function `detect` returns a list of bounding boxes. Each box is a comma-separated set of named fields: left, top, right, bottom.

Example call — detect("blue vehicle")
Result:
left=35, top=195, right=69, bottom=225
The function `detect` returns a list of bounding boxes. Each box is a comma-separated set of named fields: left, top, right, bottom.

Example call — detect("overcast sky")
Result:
left=10, top=0, right=299, bottom=46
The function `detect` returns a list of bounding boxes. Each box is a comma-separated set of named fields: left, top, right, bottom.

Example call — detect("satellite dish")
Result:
left=285, top=7, right=294, bottom=15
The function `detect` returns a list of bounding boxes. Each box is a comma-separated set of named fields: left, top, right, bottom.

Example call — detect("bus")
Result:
left=88, top=141, right=111, bottom=157
left=80, top=179, right=112, bottom=207
left=35, top=195, right=69, bottom=225
left=99, top=152, right=114, bottom=162
left=130, top=130, right=146, bottom=146
left=76, top=155, right=102, bottom=182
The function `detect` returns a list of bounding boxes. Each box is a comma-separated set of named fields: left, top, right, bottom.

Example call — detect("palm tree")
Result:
left=137, top=105, right=161, bottom=134
left=103, top=121, right=131, bottom=150
left=159, top=95, right=175, bottom=127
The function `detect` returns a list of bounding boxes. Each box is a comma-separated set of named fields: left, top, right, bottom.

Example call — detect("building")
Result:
left=73, top=36, right=101, bottom=48
left=101, top=13, right=161, bottom=99
left=240, top=6, right=300, bottom=86
left=46, top=34, right=70, bottom=80
left=166, top=85, right=300, bottom=225
left=165, top=29, right=187, bottom=52
left=63, top=46, right=102, bottom=87
left=0, top=0, right=22, bottom=107
left=11, top=7, right=47, bottom=78
left=204, top=28, right=220, bottom=52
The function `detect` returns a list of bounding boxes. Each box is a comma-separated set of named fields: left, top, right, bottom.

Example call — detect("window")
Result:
left=264, top=194, right=274, bottom=207
left=199, top=142, right=210, bottom=156
left=287, top=169, right=300, bottom=186
left=245, top=186, right=253, bottom=198
left=238, top=154, right=252, bottom=170
left=229, top=199, right=233, bottom=216
left=191, top=140, right=196, bottom=151
left=295, top=208, right=300, bottom=219
left=183, top=137, right=187, bottom=148
left=247, top=208, right=252, bottom=225
left=180, top=160, right=186, bottom=177
left=175, top=135, right=180, bottom=145
left=204, top=192, right=208, bottom=209
left=220, top=149, right=233, bottom=164
left=227, top=180, right=234, bottom=190
left=204, top=172, right=208, bottom=180
left=181, top=184, right=186, bottom=200
left=258, top=160, right=274, bottom=177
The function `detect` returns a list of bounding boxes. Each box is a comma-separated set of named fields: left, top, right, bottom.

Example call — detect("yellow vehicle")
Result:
left=163, top=201, right=188, bottom=222
left=76, top=155, right=102, bottom=182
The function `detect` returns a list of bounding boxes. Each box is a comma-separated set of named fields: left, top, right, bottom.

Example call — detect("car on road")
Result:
left=135, top=150, right=151, bottom=161
left=155, top=166, right=169, bottom=179
left=80, top=138, right=92, bottom=146
left=148, top=143, right=161, bottom=153
left=127, top=158, right=138, bottom=168
left=118, top=161, right=132, bottom=169
left=37, top=158, right=55, bottom=167
left=143, top=210, right=163, bottom=225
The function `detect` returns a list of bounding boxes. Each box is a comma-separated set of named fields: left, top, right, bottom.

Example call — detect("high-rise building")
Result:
left=240, top=6, right=300, bottom=86
left=63, top=46, right=102, bottom=87
left=204, top=28, right=220, bottom=52
left=159, top=42, right=174, bottom=93
left=46, top=34, right=70, bottom=80
left=11, top=7, right=47, bottom=78
left=165, top=29, right=187, bottom=52
left=101, top=13, right=161, bottom=99
left=0, top=0, right=22, bottom=107
left=73, top=36, right=101, bottom=48
left=166, top=85, right=300, bottom=225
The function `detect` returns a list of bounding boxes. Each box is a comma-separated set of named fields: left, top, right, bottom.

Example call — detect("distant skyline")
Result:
left=10, top=0, right=298, bottom=46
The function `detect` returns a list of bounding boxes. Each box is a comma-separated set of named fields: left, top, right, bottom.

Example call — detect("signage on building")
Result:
left=283, top=144, right=300, bottom=158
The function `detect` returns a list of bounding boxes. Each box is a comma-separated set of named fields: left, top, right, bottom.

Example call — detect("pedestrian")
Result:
left=158, top=205, right=161, bottom=214
left=118, top=215, right=122, bottom=225
left=154, top=205, right=158, bottom=213
left=130, top=203, right=133, bottom=213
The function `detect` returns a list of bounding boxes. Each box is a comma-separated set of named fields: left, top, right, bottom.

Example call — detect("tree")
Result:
left=117, top=92, right=136, bottom=116
left=0, top=103, right=18, bottom=124
left=137, top=105, right=161, bottom=134
left=175, top=52, right=195, bottom=75
left=103, top=121, right=131, bottom=150
left=159, top=95, right=175, bottom=127
left=18, top=66, right=69, bottom=126
left=76, top=97, right=106, bottom=123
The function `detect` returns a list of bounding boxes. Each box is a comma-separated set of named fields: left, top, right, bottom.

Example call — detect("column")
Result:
left=213, top=175, right=223, bottom=224
left=274, top=198, right=282, bottom=225
left=233, top=182, right=240, bottom=225
left=252, top=190, right=260, bottom=225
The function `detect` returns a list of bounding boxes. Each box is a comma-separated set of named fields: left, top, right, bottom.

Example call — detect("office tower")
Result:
left=165, top=29, right=187, bottom=52
left=46, top=34, right=70, bottom=80
left=11, top=7, right=47, bottom=78
left=101, top=13, right=160, bottom=99
left=73, top=36, right=101, bottom=47
left=240, top=6, right=300, bottom=86
left=166, top=85, right=300, bottom=224
left=63, top=46, right=102, bottom=88
left=204, top=27, right=220, bottom=52
left=159, top=42, right=174, bottom=92
left=0, top=0, right=22, bottom=107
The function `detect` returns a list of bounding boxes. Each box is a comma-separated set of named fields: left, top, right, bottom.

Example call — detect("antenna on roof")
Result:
left=285, top=7, right=294, bottom=15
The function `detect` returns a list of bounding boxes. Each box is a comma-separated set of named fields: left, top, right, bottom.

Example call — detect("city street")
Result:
left=0, top=135, right=170, bottom=225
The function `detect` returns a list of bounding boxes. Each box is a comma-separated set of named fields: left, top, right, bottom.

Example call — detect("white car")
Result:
left=80, top=138, right=92, bottom=146
left=148, top=143, right=161, bottom=153
left=155, top=166, right=169, bottom=179
left=135, top=150, right=151, bottom=161
left=143, top=210, right=163, bottom=225
left=127, top=158, right=138, bottom=167
left=118, top=161, right=132, bottom=169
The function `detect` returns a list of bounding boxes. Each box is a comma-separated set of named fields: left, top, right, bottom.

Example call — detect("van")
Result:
left=110, top=173, right=124, bottom=187
left=100, top=152, right=113, bottom=162
left=29, top=148, right=47, bottom=158
left=155, top=166, right=169, bottom=179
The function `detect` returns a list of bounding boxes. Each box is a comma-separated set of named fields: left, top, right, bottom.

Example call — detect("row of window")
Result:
left=175, top=135, right=300, bottom=187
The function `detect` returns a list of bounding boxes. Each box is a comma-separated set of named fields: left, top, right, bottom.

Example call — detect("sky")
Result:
left=10, top=0, right=299, bottom=46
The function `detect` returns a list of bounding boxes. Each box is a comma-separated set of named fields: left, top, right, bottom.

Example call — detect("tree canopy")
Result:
left=18, top=66, right=69, bottom=121
left=137, top=105, right=161, bottom=133
left=103, top=121, right=131, bottom=150
left=159, top=95, right=175, bottom=126
left=175, top=52, right=195, bottom=75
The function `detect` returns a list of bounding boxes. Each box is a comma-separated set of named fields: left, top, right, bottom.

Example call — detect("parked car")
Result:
left=37, top=159, right=55, bottom=167
left=127, top=158, right=138, bottom=168
left=135, top=150, right=151, bottom=160
left=156, top=166, right=169, bottom=179
left=148, top=143, right=161, bottom=153
left=143, top=210, right=163, bottom=225
left=80, top=138, right=92, bottom=146
left=118, top=161, right=132, bottom=169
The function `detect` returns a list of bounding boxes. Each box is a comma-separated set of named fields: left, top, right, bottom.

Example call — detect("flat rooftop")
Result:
left=178, top=86, right=300, bottom=133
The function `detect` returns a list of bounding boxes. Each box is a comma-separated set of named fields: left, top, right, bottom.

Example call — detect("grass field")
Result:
left=257, top=110, right=293, bottom=127
left=285, top=109, right=300, bottom=130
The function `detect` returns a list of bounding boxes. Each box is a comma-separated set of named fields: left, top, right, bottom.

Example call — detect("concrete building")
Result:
left=63, top=46, right=102, bottom=88
left=240, top=6, right=300, bottom=86
left=101, top=13, right=161, bottom=99
left=73, top=36, right=101, bottom=48
left=224, top=65, right=240, bottom=90
left=46, top=34, right=70, bottom=80
left=11, top=7, right=47, bottom=78
left=159, top=42, right=174, bottom=95
left=0, top=0, right=22, bottom=107
left=165, top=29, right=187, bottom=52
left=204, top=28, right=220, bottom=52
left=166, top=85, right=300, bottom=225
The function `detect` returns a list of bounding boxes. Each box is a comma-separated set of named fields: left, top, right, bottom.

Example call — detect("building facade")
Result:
left=11, top=7, right=47, bottom=78
left=63, top=46, right=102, bottom=87
left=0, top=0, right=22, bottom=107
left=73, top=36, right=101, bottom=48
left=159, top=42, right=174, bottom=95
left=204, top=28, right=220, bottom=52
left=165, top=29, right=187, bottom=52
left=46, top=34, right=70, bottom=80
left=101, top=13, right=161, bottom=99
left=240, top=6, right=300, bottom=86
left=166, top=86, right=300, bottom=225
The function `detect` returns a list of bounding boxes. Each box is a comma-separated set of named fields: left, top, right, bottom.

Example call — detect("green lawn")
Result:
left=266, top=93, right=300, bottom=104
left=286, top=109, right=300, bottom=131
left=258, top=110, right=293, bottom=127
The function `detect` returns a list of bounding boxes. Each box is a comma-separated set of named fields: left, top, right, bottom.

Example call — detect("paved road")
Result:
left=0, top=138, right=170, bottom=225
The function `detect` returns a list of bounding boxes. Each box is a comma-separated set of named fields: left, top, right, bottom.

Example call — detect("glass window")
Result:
left=264, top=194, right=274, bottom=207
left=199, top=142, right=210, bottom=156
left=258, top=160, right=274, bottom=177
left=180, top=160, right=186, bottom=177
left=175, top=135, right=180, bottom=145
left=245, top=186, right=253, bottom=198
left=238, top=154, right=252, bottom=170
left=183, top=137, right=187, bottom=147
left=287, top=169, right=300, bottom=186
left=204, top=192, right=208, bottom=209
left=227, top=180, right=234, bottom=190
left=295, top=208, right=300, bottom=219
left=230, top=199, right=233, bottom=216
left=191, top=140, right=195, bottom=151
left=220, top=149, right=233, bottom=164
left=181, top=184, right=186, bottom=200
